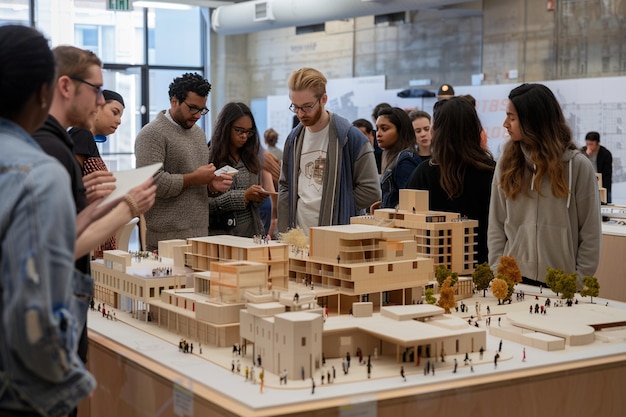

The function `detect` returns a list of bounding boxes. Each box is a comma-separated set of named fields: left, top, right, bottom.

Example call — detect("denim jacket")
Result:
left=380, top=149, right=422, bottom=208
left=0, top=119, right=95, bottom=416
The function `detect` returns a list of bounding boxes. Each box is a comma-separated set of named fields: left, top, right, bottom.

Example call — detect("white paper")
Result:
left=215, top=165, right=239, bottom=176
left=97, top=162, right=162, bottom=206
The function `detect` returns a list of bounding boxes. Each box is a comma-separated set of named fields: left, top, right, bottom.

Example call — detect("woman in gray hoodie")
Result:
left=488, top=83, right=601, bottom=288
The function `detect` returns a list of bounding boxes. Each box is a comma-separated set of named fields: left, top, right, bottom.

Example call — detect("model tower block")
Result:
left=293, top=224, right=433, bottom=314
left=185, top=235, right=290, bottom=289
left=352, top=189, right=479, bottom=275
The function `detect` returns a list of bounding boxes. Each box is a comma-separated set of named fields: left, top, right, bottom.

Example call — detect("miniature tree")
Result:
left=424, top=288, right=436, bottom=305
left=472, top=262, right=494, bottom=297
left=559, top=272, right=578, bottom=304
left=279, top=228, right=308, bottom=250
left=450, top=271, right=459, bottom=286
left=545, top=267, right=563, bottom=295
left=437, top=277, right=456, bottom=314
left=497, top=256, right=522, bottom=285
left=435, top=265, right=451, bottom=287
left=491, top=277, right=508, bottom=305
left=580, top=276, right=600, bottom=303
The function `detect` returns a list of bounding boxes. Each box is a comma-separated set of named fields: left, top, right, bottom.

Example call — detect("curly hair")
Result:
left=168, top=72, right=211, bottom=102
left=0, top=25, right=55, bottom=119
left=209, top=102, right=261, bottom=174
left=376, top=107, right=417, bottom=172
left=430, top=97, right=494, bottom=198
left=498, top=83, right=577, bottom=200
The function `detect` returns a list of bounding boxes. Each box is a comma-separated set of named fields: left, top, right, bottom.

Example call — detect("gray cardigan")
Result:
left=135, top=111, right=210, bottom=250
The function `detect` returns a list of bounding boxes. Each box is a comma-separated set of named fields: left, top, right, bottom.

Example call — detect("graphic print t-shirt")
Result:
left=296, top=124, right=330, bottom=236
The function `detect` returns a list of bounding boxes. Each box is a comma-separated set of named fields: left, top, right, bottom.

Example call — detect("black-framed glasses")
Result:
left=69, top=76, right=104, bottom=98
left=232, top=126, right=256, bottom=138
left=183, top=101, right=209, bottom=116
left=289, top=99, right=320, bottom=114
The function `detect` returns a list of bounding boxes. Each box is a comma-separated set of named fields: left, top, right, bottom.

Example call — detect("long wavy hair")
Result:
left=499, top=84, right=577, bottom=200
left=430, top=97, right=494, bottom=198
left=209, top=102, right=261, bottom=174
left=377, top=107, right=417, bottom=172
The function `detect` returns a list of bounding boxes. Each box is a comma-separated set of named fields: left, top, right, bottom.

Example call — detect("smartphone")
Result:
left=215, top=165, right=239, bottom=176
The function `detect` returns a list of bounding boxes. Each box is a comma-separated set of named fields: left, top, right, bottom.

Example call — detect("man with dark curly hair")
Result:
left=135, top=72, right=232, bottom=250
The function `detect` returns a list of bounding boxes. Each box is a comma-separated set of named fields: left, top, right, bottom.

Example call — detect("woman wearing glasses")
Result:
left=407, top=97, right=495, bottom=264
left=208, top=102, right=273, bottom=237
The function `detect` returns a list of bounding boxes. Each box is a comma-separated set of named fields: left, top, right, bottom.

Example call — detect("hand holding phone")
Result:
left=215, top=165, right=239, bottom=176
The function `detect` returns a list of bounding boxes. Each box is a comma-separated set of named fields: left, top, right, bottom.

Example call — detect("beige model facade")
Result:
left=291, top=224, right=435, bottom=314
left=352, top=189, right=479, bottom=275
left=185, top=235, right=290, bottom=289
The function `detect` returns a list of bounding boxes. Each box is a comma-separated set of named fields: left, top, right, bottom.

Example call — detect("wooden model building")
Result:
left=352, top=189, right=479, bottom=275
left=91, top=245, right=189, bottom=319
left=291, top=224, right=435, bottom=314
left=185, top=235, right=290, bottom=289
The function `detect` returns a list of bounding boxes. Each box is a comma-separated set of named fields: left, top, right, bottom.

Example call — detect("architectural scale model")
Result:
left=90, top=188, right=626, bottom=389
left=352, top=189, right=479, bottom=275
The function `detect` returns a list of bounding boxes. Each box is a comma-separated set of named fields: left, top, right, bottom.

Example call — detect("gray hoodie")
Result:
left=488, top=148, right=601, bottom=287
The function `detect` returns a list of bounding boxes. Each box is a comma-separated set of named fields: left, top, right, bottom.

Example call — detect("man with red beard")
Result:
left=278, top=67, right=380, bottom=236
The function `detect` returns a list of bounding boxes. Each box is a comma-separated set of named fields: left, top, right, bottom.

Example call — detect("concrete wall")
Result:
left=209, top=0, right=626, bottom=110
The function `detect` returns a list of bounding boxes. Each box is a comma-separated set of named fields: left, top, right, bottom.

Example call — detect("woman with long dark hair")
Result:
left=488, top=83, right=601, bottom=287
left=376, top=107, right=422, bottom=208
left=407, top=97, right=495, bottom=263
left=208, top=102, right=272, bottom=237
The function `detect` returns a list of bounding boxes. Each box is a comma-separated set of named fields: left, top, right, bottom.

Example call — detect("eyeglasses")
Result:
left=232, top=126, right=256, bottom=138
left=183, top=101, right=209, bottom=116
left=69, top=76, right=104, bottom=98
left=289, top=99, right=320, bottom=114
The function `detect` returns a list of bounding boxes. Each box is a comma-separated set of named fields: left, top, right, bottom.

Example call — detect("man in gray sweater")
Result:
left=135, top=73, right=231, bottom=250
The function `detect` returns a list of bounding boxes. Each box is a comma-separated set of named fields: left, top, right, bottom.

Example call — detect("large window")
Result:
left=0, top=0, right=29, bottom=26
left=31, top=0, right=208, bottom=170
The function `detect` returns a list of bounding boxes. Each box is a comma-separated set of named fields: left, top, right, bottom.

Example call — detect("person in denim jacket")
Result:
left=376, top=107, right=422, bottom=209
left=0, top=25, right=95, bottom=417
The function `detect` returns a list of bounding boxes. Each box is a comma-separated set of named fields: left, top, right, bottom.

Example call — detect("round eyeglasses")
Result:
left=232, top=126, right=256, bottom=138
left=289, top=99, right=320, bottom=114
left=183, top=101, right=210, bottom=116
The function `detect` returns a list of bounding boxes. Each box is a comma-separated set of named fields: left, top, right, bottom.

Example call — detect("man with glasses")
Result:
left=277, top=67, right=380, bottom=236
left=33, top=46, right=107, bottom=222
left=135, top=72, right=232, bottom=250
left=31, top=45, right=158, bottom=417
left=32, top=46, right=114, bottom=300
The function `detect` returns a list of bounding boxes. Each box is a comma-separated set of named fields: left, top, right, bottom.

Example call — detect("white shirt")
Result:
left=296, top=124, right=330, bottom=235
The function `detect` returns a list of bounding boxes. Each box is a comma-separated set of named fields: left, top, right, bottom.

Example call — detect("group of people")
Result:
left=0, top=24, right=606, bottom=416
left=132, top=64, right=601, bottom=296
left=349, top=82, right=602, bottom=289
